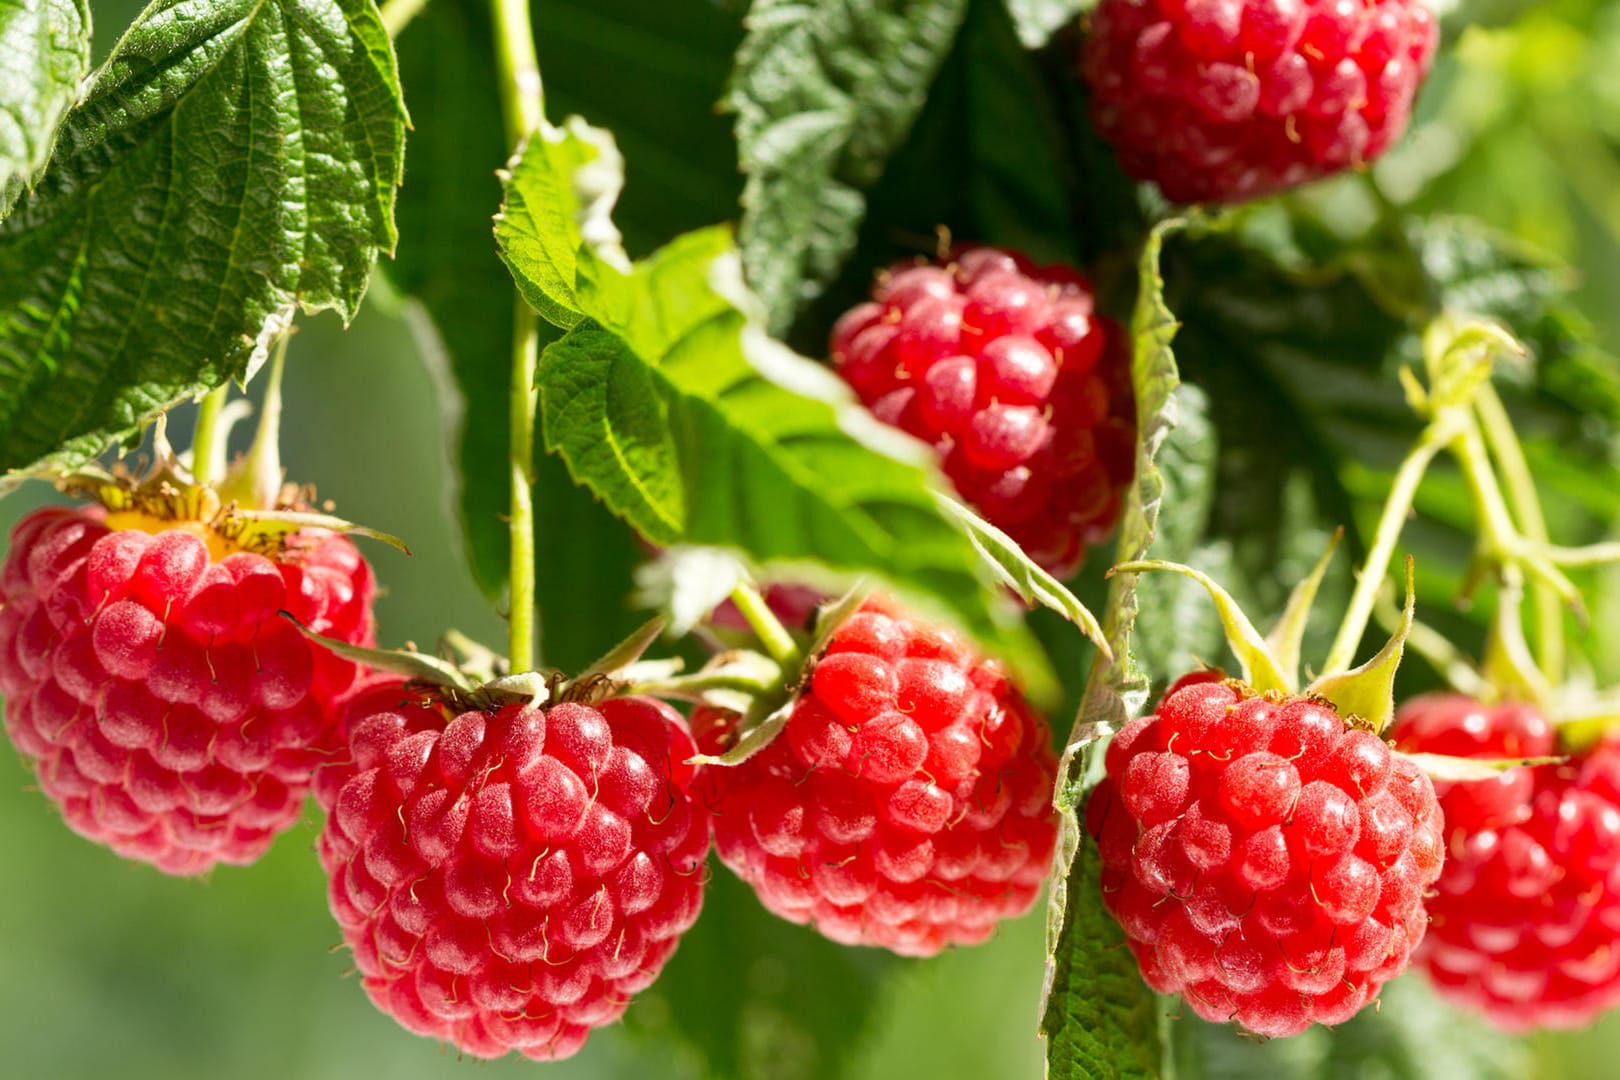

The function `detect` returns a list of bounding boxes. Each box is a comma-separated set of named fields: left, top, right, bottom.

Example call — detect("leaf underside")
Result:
left=0, top=0, right=90, bottom=213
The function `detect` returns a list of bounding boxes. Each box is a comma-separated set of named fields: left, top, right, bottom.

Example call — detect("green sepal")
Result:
left=1265, top=527, right=1342, bottom=685
left=1108, top=559, right=1292, bottom=694
left=1308, top=557, right=1415, bottom=734
left=1400, top=751, right=1566, bottom=783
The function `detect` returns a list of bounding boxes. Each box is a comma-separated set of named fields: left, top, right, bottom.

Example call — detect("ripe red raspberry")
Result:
left=1390, top=694, right=1620, bottom=1031
left=831, top=247, right=1135, bottom=577
left=699, top=598, right=1061, bottom=956
left=1081, top=0, right=1439, bottom=203
left=0, top=504, right=374, bottom=874
left=318, top=685, right=710, bottom=1061
left=1088, top=676, right=1444, bottom=1036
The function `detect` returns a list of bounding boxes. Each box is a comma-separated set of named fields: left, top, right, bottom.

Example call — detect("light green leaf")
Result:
left=1001, top=0, right=1090, bottom=49
left=729, top=0, right=969, bottom=332
left=0, top=0, right=89, bottom=213
left=933, top=492, right=1109, bottom=658
left=1401, top=751, right=1565, bottom=783
left=0, top=0, right=405, bottom=480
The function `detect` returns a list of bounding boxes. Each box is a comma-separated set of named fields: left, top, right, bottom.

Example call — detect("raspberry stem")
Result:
left=728, top=583, right=804, bottom=671
left=188, top=383, right=229, bottom=488
left=1475, top=382, right=1565, bottom=684
left=491, top=0, right=544, bottom=672
left=1321, top=411, right=1464, bottom=678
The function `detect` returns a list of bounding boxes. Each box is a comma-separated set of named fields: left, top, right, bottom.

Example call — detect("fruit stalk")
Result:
left=491, top=0, right=544, bottom=672
left=188, top=383, right=229, bottom=487
left=728, top=582, right=804, bottom=670
left=1475, top=382, right=1564, bottom=683
left=1321, top=410, right=1464, bottom=677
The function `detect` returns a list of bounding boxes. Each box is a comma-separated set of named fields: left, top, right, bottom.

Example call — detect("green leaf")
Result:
left=498, top=128, right=1054, bottom=694
left=1041, top=816, right=1165, bottom=1080
left=0, top=0, right=405, bottom=480
left=728, top=0, right=969, bottom=332
left=0, top=0, right=89, bottom=213
left=1042, top=221, right=1184, bottom=1080
left=1001, top=0, right=1090, bottom=49
left=933, top=492, right=1108, bottom=657
left=1400, top=751, right=1565, bottom=782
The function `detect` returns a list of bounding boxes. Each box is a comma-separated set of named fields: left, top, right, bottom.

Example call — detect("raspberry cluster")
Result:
left=831, top=247, right=1134, bottom=577
left=1081, top=0, right=1440, bottom=204
left=318, top=685, right=710, bottom=1061
left=1089, top=675, right=1444, bottom=1035
left=699, top=598, right=1061, bottom=956
left=1392, top=694, right=1620, bottom=1030
left=0, top=506, right=374, bottom=874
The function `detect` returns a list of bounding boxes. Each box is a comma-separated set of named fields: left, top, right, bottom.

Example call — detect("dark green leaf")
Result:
left=729, top=0, right=969, bottom=332
left=0, top=0, right=405, bottom=480
left=0, top=0, right=89, bottom=212
left=1041, top=821, right=1166, bottom=1080
left=1042, top=220, right=1184, bottom=1080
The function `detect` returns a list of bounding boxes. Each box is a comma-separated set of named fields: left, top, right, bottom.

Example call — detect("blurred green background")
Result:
left=9, top=0, right=1620, bottom=1077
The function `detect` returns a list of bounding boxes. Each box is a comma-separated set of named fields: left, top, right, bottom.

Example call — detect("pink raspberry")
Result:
left=0, top=504, right=374, bottom=874
left=318, top=684, right=710, bottom=1061
left=1089, top=675, right=1444, bottom=1036
left=831, top=247, right=1135, bottom=577
left=1081, top=0, right=1439, bottom=203
left=1391, top=694, right=1620, bottom=1031
left=698, top=597, right=1061, bottom=956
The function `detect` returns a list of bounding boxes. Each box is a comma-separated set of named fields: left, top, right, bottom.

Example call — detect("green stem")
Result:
left=1476, top=383, right=1565, bottom=683
left=489, top=0, right=544, bottom=672
left=189, top=384, right=229, bottom=487
left=729, top=584, right=804, bottom=671
left=492, top=0, right=543, bottom=143
left=1321, top=412, right=1461, bottom=677
left=378, top=0, right=431, bottom=36
left=506, top=304, right=538, bottom=673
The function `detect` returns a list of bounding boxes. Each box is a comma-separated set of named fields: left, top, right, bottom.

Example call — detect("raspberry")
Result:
left=1390, top=694, right=1620, bottom=1031
left=1088, top=676, right=1443, bottom=1035
left=1081, top=0, right=1439, bottom=203
left=318, top=685, right=710, bottom=1061
left=831, top=248, right=1135, bottom=577
left=0, top=504, right=374, bottom=874
left=698, top=597, right=1061, bottom=956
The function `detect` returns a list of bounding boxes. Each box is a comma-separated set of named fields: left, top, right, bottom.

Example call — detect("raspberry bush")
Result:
left=3, top=0, right=1620, bottom=1078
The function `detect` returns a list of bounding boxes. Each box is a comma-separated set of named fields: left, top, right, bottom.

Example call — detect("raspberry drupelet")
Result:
left=699, top=597, right=1061, bottom=956
left=831, top=247, right=1135, bottom=577
left=1392, top=694, right=1620, bottom=1031
left=1081, top=0, right=1439, bottom=204
left=1089, top=674, right=1444, bottom=1036
left=0, top=504, right=374, bottom=874
left=318, top=684, right=710, bottom=1061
